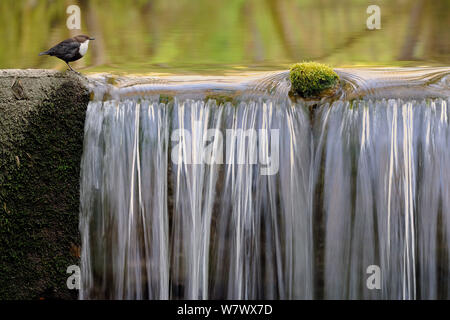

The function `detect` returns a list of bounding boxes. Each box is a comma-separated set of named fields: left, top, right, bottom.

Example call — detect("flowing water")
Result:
left=79, top=68, right=450, bottom=299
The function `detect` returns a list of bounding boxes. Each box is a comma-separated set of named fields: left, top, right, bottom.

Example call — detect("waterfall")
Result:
left=316, top=99, right=450, bottom=299
left=80, top=73, right=450, bottom=300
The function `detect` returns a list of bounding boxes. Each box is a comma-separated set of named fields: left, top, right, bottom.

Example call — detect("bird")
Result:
left=39, top=35, right=95, bottom=72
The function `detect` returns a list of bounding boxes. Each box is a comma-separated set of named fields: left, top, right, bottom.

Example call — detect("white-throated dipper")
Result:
left=39, top=35, right=95, bottom=71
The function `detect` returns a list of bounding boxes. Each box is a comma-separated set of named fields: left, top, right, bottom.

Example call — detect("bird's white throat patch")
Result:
left=79, top=40, right=89, bottom=56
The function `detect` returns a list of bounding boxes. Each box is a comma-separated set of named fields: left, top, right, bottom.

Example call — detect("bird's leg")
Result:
left=65, top=62, right=74, bottom=71
left=65, top=62, right=80, bottom=74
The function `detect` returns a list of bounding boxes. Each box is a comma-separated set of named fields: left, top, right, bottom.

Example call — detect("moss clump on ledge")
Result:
left=289, top=62, right=339, bottom=98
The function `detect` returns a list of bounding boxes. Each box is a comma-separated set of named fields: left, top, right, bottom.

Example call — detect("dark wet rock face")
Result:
left=0, top=70, right=89, bottom=299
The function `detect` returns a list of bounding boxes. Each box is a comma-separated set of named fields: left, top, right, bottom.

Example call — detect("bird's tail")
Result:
left=38, top=51, right=49, bottom=56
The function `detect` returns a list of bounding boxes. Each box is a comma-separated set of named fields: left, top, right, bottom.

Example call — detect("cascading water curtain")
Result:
left=316, top=98, right=450, bottom=300
left=170, top=98, right=312, bottom=299
left=80, top=97, right=450, bottom=300
left=80, top=96, right=313, bottom=299
left=80, top=99, right=170, bottom=299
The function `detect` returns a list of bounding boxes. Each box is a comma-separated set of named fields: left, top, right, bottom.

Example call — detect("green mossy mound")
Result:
left=289, top=62, right=339, bottom=98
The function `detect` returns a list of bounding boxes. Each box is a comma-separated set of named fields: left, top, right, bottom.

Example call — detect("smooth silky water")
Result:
left=79, top=68, right=450, bottom=299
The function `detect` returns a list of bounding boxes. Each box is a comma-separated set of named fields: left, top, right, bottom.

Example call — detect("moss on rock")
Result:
left=0, top=70, right=89, bottom=299
left=205, top=94, right=235, bottom=106
left=159, top=94, right=174, bottom=105
left=289, top=62, right=339, bottom=98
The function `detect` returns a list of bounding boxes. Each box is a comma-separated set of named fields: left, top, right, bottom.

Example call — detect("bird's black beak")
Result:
left=90, top=37, right=95, bottom=40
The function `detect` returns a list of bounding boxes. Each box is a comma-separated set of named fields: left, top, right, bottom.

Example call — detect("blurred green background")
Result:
left=0, top=0, right=448, bottom=74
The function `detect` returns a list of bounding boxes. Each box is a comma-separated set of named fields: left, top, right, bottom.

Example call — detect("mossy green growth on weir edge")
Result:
left=289, top=62, right=339, bottom=98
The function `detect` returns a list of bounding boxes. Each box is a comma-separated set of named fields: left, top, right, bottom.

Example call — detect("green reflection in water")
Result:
left=0, top=0, right=448, bottom=74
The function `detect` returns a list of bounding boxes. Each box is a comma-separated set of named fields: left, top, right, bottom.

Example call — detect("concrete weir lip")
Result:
left=0, top=69, right=89, bottom=102
left=0, top=69, right=90, bottom=299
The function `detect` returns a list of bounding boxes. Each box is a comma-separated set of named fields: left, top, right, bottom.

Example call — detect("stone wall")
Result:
left=0, top=70, right=89, bottom=299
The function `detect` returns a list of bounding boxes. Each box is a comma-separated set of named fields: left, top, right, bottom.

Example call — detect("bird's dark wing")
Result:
left=46, top=39, right=80, bottom=58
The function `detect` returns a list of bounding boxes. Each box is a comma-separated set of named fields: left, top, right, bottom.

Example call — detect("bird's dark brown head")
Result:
left=74, top=35, right=95, bottom=43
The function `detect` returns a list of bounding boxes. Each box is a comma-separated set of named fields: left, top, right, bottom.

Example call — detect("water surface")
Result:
left=1, top=0, right=448, bottom=74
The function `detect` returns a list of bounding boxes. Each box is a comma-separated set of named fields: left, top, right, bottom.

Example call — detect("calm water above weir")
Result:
left=80, top=68, right=450, bottom=299
left=1, top=0, right=449, bottom=73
